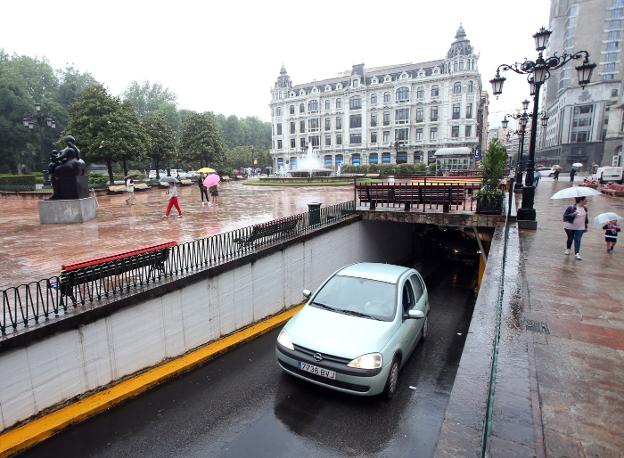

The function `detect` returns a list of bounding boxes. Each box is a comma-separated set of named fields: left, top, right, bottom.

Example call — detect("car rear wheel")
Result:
left=383, top=357, right=400, bottom=400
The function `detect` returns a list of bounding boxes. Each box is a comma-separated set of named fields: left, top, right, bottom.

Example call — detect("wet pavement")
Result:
left=520, top=177, right=624, bottom=457
left=0, top=182, right=353, bottom=288
left=20, top=264, right=476, bottom=458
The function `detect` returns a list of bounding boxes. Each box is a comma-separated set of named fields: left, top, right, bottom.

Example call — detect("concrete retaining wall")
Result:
left=0, top=220, right=414, bottom=431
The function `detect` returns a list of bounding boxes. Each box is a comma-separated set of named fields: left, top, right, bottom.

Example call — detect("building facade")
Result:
left=269, top=26, right=487, bottom=171
left=538, top=0, right=624, bottom=170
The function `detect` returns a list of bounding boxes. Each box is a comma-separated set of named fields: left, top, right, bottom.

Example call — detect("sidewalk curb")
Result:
left=0, top=304, right=303, bottom=457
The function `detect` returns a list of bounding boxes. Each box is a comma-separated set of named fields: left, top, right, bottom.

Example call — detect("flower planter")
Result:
left=476, top=196, right=503, bottom=214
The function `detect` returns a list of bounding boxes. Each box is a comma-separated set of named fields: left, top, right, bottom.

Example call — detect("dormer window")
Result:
left=432, top=67, right=440, bottom=75
left=352, top=78, right=360, bottom=88
left=336, top=83, right=343, bottom=90
left=299, top=89, right=306, bottom=96
left=400, top=72, right=408, bottom=79
left=312, top=87, right=319, bottom=94
left=325, top=85, right=331, bottom=92
left=384, top=75, right=391, bottom=83
left=371, top=77, right=378, bottom=84
left=417, top=69, right=425, bottom=78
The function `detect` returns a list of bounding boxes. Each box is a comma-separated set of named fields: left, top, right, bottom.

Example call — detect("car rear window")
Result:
left=312, top=275, right=396, bottom=321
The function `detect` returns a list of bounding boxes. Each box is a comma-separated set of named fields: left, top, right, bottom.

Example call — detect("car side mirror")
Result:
left=302, top=289, right=311, bottom=299
left=407, top=309, right=425, bottom=319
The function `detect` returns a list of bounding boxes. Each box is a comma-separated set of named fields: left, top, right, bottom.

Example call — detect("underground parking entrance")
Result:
left=19, top=219, right=492, bottom=458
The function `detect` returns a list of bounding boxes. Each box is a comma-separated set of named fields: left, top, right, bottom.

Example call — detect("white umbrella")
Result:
left=551, top=186, right=602, bottom=199
left=159, top=176, right=178, bottom=183
left=572, top=162, right=583, bottom=168
left=593, top=212, right=621, bottom=227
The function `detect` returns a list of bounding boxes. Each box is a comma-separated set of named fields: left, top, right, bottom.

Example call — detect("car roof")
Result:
left=337, top=262, right=411, bottom=284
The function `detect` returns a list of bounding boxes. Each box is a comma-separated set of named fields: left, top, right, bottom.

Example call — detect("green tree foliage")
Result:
left=143, top=113, right=176, bottom=178
left=481, top=138, right=508, bottom=189
left=180, top=112, right=225, bottom=169
left=57, top=66, right=98, bottom=108
left=214, top=114, right=271, bottom=150
left=123, top=81, right=179, bottom=130
left=65, top=85, right=146, bottom=182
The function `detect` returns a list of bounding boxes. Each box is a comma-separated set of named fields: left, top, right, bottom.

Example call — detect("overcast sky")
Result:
left=1, top=0, right=550, bottom=127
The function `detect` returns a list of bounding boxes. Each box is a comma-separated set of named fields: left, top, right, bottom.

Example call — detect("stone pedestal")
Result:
left=38, top=197, right=97, bottom=224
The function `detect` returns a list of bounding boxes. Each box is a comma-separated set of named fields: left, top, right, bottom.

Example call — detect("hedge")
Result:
left=0, top=175, right=37, bottom=191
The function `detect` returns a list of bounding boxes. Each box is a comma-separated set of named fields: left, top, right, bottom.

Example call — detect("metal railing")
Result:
left=1, top=201, right=355, bottom=336
left=354, top=182, right=478, bottom=212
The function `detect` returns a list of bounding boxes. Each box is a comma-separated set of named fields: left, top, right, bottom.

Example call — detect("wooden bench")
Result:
left=134, top=182, right=150, bottom=191
left=234, top=216, right=301, bottom=247
left=57, top=241, right=177, bottom=302
left=357, top=185, right=466, bottom=212
left=107, top=185, right=126, bottom=194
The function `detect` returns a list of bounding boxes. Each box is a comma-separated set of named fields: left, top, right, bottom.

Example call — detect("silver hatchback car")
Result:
left=276, top=262, right=429, bottom=398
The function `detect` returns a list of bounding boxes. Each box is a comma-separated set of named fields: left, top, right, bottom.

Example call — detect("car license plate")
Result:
left=297, top=361, right=336, bottom=380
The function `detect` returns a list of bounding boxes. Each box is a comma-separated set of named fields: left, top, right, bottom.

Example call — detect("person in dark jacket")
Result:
left=553, top=169, right=560, bottom=181
left=569, top=168, right=576, bottom=183
left=603, top=220, right=621, bottom=253
left=563, top=196, right=588, bottom=260
left=198, top=172, right=210, bottom=206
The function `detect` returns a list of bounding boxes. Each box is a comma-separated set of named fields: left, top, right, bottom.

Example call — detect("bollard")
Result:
left=308, top=202, right=322, bottom=226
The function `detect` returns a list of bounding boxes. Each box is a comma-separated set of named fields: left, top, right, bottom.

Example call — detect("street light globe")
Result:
left=533, top=65, right=548, bottom=84
left=533, top=27, right=552, bottom=51
left=540, top=114, right=549, bottom=128
left=490, top=73, right=506, bottom=96
left=501, top=117, right=509, bottom=129
left=576, top=60, right=597, bottom=88
left=522, top=99, right=530, bottom=111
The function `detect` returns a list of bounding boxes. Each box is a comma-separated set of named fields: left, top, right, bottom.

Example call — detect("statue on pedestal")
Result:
left=48, top=135, right=89, bottom=200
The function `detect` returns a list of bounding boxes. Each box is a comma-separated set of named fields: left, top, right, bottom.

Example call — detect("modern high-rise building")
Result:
left=538, top=0, right=624, bottom=169
left=269, top=26, right=488, bottom=172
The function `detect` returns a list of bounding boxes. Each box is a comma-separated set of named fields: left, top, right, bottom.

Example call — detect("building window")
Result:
left=465, top=125, right=472, bottom=137
left=336, top=98, right=342, bottom=109
left=369, top=153, right=379, bottom=164
left=276, top=123, right=282, bottom=135
left=336, top=116, right=342, bottom=130
left=324, top=100, right=331, bottom=111
left=431, top=106, right=438, bottom=121
left=300, top=138, right=306, bottom=148
left=325, top=135, right=331, bottom=146
left=309, top=118, right=319, bottom=132
left=350, top=114, right=362, bottom=128
left=416, top=86, right=424, bottom=99
left=452, top=126, right=459, bottom=137
left=383, top=111, right=390, bottom=126
left=383, top=130, right=390, bottom=144
left=308, top=100, right=319, bottom=113
left=325, top=118, right=331, bottom=130
left=430, top=127, right=437, bottom=140
left=396, top=108, right=409, bottom=124
left=371, top=131, right=377, bottom=143
left=300, top=120, right=305, bottom=133
left=607, top=41, right=619, bottom=50
left=336, top=133, right=342, bottom=145
left=607, top=19, right=623, bottom=29
left=371, top=94, right=377, bottom=105
left=466, top=103, right=473, bottom=119
left=396, top=86, right=410, bottom=102
left=335, top=154, right=344, bottom=165
left=350, top=133, right=362, bottom=145
left=452, top=104, right=461, bottom=119
left=612, top=88, right=619, bottom=97
left=467, top=81, right=474, bottom=93
left=382, top=152, right=391, bottom=163
left=290, top=121, right=295, bottom=133
left=276, top=107, right=282, bottom=117
left=371, top=112, right=377, bottom=127
left=453, top=82, right=462, bottom=94
left=415, top=108, right=423, bottom=123
left=289, top=105, right=295, bottom=115
left=383, top=92, right=390, bottom=103
left=396, top=151, right=407, bottom=164
left=350, top=96, right=362, bottom=110
left=608, top=30, right=620, bottom=40
left=351, top=153, right=361, bottom=165
left=299, top=103, right=305, bottom=113
left=290, top=138, right=296, bottom=148
left=324, top=155, right=333, bottom=167
left=415, top=128, right=423, bottom=141
left=277, top=140, right=282, bottom=149
left=571, top=104, right=593, bottom=142
left=395, top=128, right=409, bottom=143
left=310, top=136, right=320, bottom=147
left=431, top=85, right=439, bottom=97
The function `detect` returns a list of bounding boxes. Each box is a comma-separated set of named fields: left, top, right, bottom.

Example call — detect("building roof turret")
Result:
left=447, top=24, right=473, bottom=58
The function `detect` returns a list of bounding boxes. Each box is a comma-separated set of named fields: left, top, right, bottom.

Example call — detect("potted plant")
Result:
left=476, top=138, right=507, bottom=214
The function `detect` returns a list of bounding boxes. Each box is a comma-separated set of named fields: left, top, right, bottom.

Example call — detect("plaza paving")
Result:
left=0, top=182, right=353, bottom=288
left=520, top=177, right=624, bottom=457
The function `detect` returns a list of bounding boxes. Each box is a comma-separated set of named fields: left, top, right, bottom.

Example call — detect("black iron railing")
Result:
left=1, top=201, right=356, bottom=335
left=354, top=182, right=478, bottom=212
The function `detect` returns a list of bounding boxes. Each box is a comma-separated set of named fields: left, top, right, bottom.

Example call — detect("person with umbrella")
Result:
left=125, top=174, right=137, bottom=206
left=594, top=212, right=622, bottom=253
left=203, top=173, right=221, bottom=206
left=562, top=197, right=589, bottom=260
left=161, top=176, right=182, bottom=218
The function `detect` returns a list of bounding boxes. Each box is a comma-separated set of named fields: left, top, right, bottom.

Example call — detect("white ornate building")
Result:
left=269, top=26, right=488, bottom=171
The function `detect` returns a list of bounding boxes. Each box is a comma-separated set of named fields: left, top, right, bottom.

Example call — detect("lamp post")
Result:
left=490, top=26, right=596, bottom=226
left=23, top=103, right=56, bottom=186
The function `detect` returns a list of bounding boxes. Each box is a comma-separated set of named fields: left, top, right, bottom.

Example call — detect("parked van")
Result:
left=594, top=166, right=624, bottom=183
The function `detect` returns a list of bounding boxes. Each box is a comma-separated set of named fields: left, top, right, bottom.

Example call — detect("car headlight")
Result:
left=277, top=329, right=294, bottom=350
left=347, top=353, right=382, bottom=369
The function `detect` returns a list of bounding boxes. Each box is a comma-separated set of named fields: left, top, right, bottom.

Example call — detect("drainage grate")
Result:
left=525, top=319, right=550, bottom=334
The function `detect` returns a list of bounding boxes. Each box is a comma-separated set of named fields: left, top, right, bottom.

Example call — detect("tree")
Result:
left=481, top=138, right=508, bottom=189
left=143, top=113, right=175, bottom=179
left=180, top=112, right=225, bottom=169
left=57, top=66, right=98, bottom=109
left=65, top=85, right=146, bottom=182
left=123, top=81, right=178, bottom=129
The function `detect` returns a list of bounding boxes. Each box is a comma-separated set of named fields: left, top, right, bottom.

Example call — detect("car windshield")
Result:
left=311, top=275, right=396, bottom=321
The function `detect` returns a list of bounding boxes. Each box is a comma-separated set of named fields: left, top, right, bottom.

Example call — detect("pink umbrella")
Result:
left=203, top=174, right=220, bottom=188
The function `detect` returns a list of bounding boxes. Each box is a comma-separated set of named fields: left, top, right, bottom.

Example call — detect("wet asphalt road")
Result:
left=21, top=265, right=475, bottom=458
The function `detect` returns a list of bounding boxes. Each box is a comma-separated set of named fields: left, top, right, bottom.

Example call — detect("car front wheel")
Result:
left=383, top=357, right=400, bottom=400
left=422, top=316, right=429, bottom=341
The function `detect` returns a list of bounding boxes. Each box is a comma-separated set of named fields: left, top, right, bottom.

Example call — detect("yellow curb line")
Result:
left=0, top=304, right=303, bottom=458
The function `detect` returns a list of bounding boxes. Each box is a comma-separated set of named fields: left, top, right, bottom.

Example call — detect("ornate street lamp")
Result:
left=22, top=103, right=56, bottom=186
left=490, top=26, right=596, bottom=226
